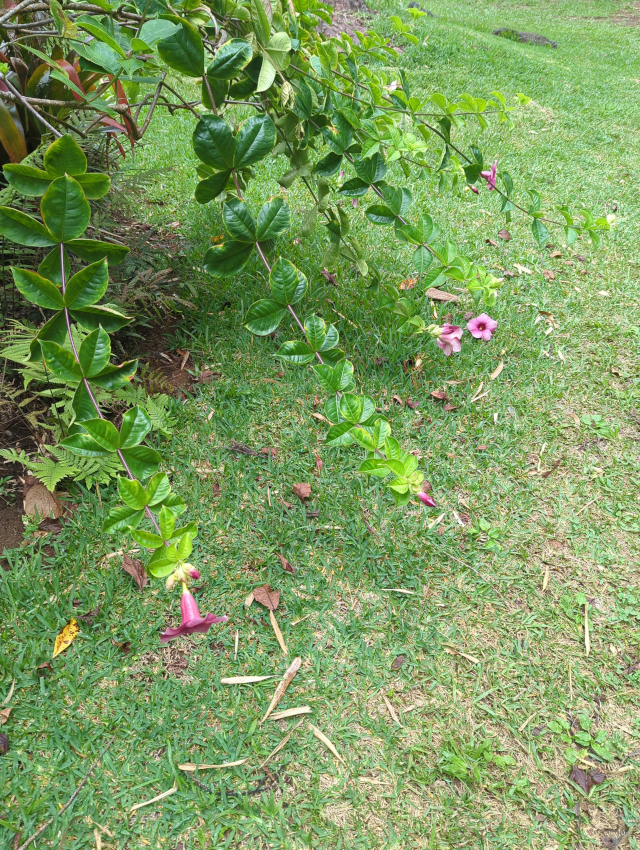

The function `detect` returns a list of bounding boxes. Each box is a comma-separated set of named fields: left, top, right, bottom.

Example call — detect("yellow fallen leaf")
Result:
left=53, top=619, right=79, bottom=658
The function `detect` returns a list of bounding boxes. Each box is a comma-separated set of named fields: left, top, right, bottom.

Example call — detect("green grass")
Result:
left=3, top=0, right=640, bottom=847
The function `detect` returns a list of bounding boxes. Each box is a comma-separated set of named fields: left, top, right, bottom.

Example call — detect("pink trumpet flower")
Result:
left=417, top=491, right=437, bottom=507
left=467, top=313, right=498, bottom=341
left=480, top=160, right=497, bottom=191
left=436, top=324, right=463, bottom=356
left=160, top=589, right=227, bottom=643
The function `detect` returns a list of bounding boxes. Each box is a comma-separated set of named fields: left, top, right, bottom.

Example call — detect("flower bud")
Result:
left=188, top=567, right=201, bottom=579
left=166, top=574, right=177, bottom=591
left=417, top=491, right=437, bottom=508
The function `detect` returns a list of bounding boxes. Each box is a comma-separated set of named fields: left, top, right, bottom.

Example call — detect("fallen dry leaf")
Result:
left=244, top=591, right=255, bottom=607
left=261, top=656, right=302, bottom=722
left=260, top=447, right=278, bottom=459
left=399, top=276, right=417, bottom=290
left=490, top=360, right=504, bottom=380
left=112, top=639, right=131, bottom=654
left=220, top=675, right=275, bottom=684
left=313, top=452, right=323, bottom=475
left=391, top=394, right=404, bottom=406
left=24, top=484, right=63, bottom=520
left=311, top=412, right=330, bottom=424
left=253, top=585, right=281, bottom=611
left=430, top=390, right=448, bottom=403
left=383, top=695, right=403, bottom=727
left=320, top=269, right=337, bottom=286
left=391, top=654, right=406, bottom=670
left=37, top=516, right=64, bottom=534
left=550, top=249, right=562, bottom=258
left=131, top=785, right=177, bottom=812
left=53, top=619, right=79, bottom=659
left=514, top=263, right=533, bottom=275
left=310, top=724, right=345, bottom=764
left=269, top=706, right=312, bottom=721
left=405, top=399, right=419, bottom=410
left=77, top=606, right=101, bottom=625
left=0, top=707, right=11, bottom=725
left=276, top=552, right=295, bottom=574
left=485, top=238, right=498, bottom=248
left=498, top=229, right=511, bottom=241
left=443, top=403, right=458, bottom=412
left=569, top=765, right=606, bottom=793
left=212, top=479, right=221, bottom=497
left=37, top=661, right=53, bottom=674
left=542, top=270, right=556, bottom=281
left=122, top=555, right=148, bottom=590
left=292, top=482, right=311, bottom=501
left=228, top=441, right=259, bottom=456
left=178, top=759, right=247, bottom=771
left=0, top=733, right=8, bottom=754
left=198, top=369, right=221, bottom=384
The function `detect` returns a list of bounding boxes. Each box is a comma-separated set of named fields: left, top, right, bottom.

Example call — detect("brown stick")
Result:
left=2, top=79, right=61, bottom=138
left=17, top=734, right=116, bottom=850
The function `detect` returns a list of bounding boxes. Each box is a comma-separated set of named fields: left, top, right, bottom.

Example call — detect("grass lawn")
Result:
left=3, top=0, right=640, bottom=847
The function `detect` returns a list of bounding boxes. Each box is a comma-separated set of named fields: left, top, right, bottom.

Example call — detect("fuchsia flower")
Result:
left=436, top=324, right=463, bottom=356
left=480, top=160, right=497, bottom=191
left=470, top=185, right=479, bottom=195
left=417, top=491, right=437, bottom=508
left=467, top=313, right=498, bottom=341
left=188, top=567, right=201, bottom=579
left=160, top=589, right=227, bottom=643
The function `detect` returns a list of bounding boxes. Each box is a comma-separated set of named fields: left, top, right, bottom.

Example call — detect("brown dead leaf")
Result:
left=320, top=269, right=338, bottom=286
left=399, top=276, right=417, bottom=290
left=177, top=350, right=190, bottom=370
left=122, top=555, right=148, bottom=590
left=198, top=369, right=221, bottom=384
left=306, top=510, right=320, bottom=519
left=24, top=484, right=63, bottom=520
left=550, top=249, right=562, bottom=258
left=391, top=654, right=406, bottom=670
left=280, top=498, right=294, bottom=510
left=443, top=403, right=458, bottom=412
left=430, top=390, right=448, bottom=403
left=276, top=553, right=295, bottom=574
left=313, top=452, right=323, bottom=475
left=476, top=444, right=487, bottom=451
left=253, top=584, right=281, bottom=611
left=498, top=229, right=511, bottom=241
left=292, top=482, right=312, bottom=501
left=426, top=288, right=459, bottom=303
left=569, top=765, right=605, bottom=792
left=485, top=239, right=498, bottom=248
left=311, top=412, right=330, bottom=424
left=37, top=661, right=52, bottom=675
left=490, top=360, right=504, bottom=380
left=212, top=479, right=221, bottom=497
left=260, top=447, right=278, bottom=459
left=0, top=733, right=8, bottom=754
left=53, top=619, right=79, bottom=659
left=542, top=270, right=556, bottom=281
left=0, top=707, right=11, bottom=725
left=112, top=639, right=131, bottom=654
left=391, top=394, right=404, bottom=406
left=260, top=656, right=301, bottom=722
left=405, top=399, right=419, bottom=410
left=77, top=606, right=101, bottom=625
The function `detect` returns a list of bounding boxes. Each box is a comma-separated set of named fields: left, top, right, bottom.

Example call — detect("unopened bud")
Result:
left=188, top=568, right=201, bottom=579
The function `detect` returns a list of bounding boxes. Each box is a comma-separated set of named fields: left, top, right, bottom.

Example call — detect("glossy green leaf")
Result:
left=71, top=304, right=132, bottom=332
left=353, top=153, right=387, bottom=185
left=256, top=56, right=276, bottom=93
left=119, top=406, right=152, bottom=448
left=244, top=298, right=286, bottom=335
left=71, top=381, right=98, bottom=422
left=65, top=238, right=129, bottom=265
left=269, top=258, right=307, bottom=305
left=29, top=311, right=67, bottom=361
left=43, top=134, right=87, bottom=178
left=315, top=152, right=343, bottom=177
left=157, top=16, right=204, bottom=77
left=81, top=418, right=120, bottom=451
left=202, top=75, right=229, bottom=111
left=333, top=359, right=355, bottom=390
left=158, top=493, right=186, bottom=515
left=358, top=457, right=392, bottom=477
left=325, top=421, right=355, bottom=446
left=159, top=505, right=176, bottom=539
left=103, top=504, right=144, bottom=533
left=0, top=207, right=56, bottom=247
left=146, top=472, right=172, bottom=506
left=321, top=114, right=353, bottom=155
left=195, top=170, right=231, bottom=203
left=325, top=394, right=341, bottom=423
left=130, top=527, right=164, bottom=548
left=64, top=259, right=108, bottom=308
left=234, top=115, right=276, bottom=169
left=207, top=38, right=252, bottom=80
left=203, top=240, right=254, bottom=277
left=276, top=340, right=315, bottom=364
left=256, top=198, right=290, bottom=240
left=38, top=247, right=70, bottom=285
left=223, top=198, right=257, bottom=242
left=304, top=314, right=326, bottom=351
left=75, top=14, right=127, bottom=56
left=89, top=359, right=137, bottom=389
left=365, top=204, right=396, bottom=226
left=75, top=173, right=111, bottom=200
left=3, top=164, right=52, bottom=196
left=78, top=327, right=111, bottom=377
left=338, top=178, right=369, bottom=198
left=193, top=115, right=236, bottom=169
left=532, top=218, right=549, bottom=246
left=120, top=445, right=161, bottom=480
left=12, top=267, right=64, bottom=310
left=40, top=341, right=83, bottom=381
left=340, top=392, right=363, bottom=424
left=41, top=176, right=91, bottom=242
left=412, top=246, right=433, bottom=274
left=265, top=32, right=291, bottom=70
left=250, top=0, right=271, bottom=45
left=60, top=432, right=113, bottom=457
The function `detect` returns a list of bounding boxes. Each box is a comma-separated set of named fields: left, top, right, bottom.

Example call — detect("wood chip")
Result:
left=310, top=724, right=345, bottom=764
left=131, top=785, right=177, bottom=812
left=269, top=706, right=312, bottom=721
left=383, top=695, right=402, bottom=727
left=426, top=288, right=459, bottom=303
left=489, top=360, right=504, bottom=380
left=260, top=657, right=302, bottom=723
left=178, top=759, right=247, bottom=771
left=220, top=675, right=275, bottom=684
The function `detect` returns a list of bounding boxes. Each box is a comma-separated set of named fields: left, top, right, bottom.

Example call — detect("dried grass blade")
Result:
left=178, top=759, right=247, bottom=771
left=269, top=706, right=311, bottom=721
left=269, top=609, right=288, bottom=655
left=383, top=695, right=403, bottom=727
left=220, top=675, right=275, bottom=684
left=260, top=657, right=302, bottom=723
left=310, top=724, right=345, bottom=764
left=131, top=785, right=177, bottom=812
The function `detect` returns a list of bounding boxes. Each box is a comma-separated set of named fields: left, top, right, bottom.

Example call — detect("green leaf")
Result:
left=130, top=527, right=164, bottom=548
left=43, top=134, right=87, bottom=178
left=358, top=457, right=392, bottom=477
left=89, top=359, right=137, bottom=389
left=250, top=0, right=271, bottom=45
left=320, top=324, right=339, bottom=351
left=70, top=304, right=132, bottom=332
left=146, top=472, right=172, bottom=506
left=276, top=340, right=315, bottom=364
left=193, top=115, right=236, bottom=170
left=222, top=198, right=257, bottom=242
left=0, top=207, right=56, bottom=247
left=159, top=493, right=185, bottom=515
left=256, top=198, right=290, bottom=240
left=234, top=115, right=276, bottom=169
left=12, top=267, right=63, bottom=310
left=120, top=445, right=161, bottom=480
left=75, top=15, right=127, bottom=57
left=304, top=314, right=326, bottom=351
left=41, top=341, right=83, bottom=381
left=338, top=178, right=369, bottom=198
left=256, top=56, right=276, bottom=93
left=157, top=16, right=204, bottom=77
left=351, top=427, right=377, bottom=451
left=365, top=204, right=396, bottom=226
left=353, top=154, right=387, bottom=185
left=244, top=298, right=286, bottom=335
left=41, top=176, right=91, bottom=242
left=60, top=432, right=113, bottom=457
left=325, top=394, right=341, bottom=423
left=78, top=327, right=111, bottom=377
left=195, top=170, right=231, bottom=204
left=159, top=505, right=176, bottom=539
left=299, top=206, right=318, bottom=238
left=207, top=38, right=252, bottom=80
left=81, top=418, right=120, bottom=451
left=269, top=257, right=307, bottom=305
left=202, top=75, right=228, bottom=111
left=412, top=246, right=433, bottom=274
left=315, top=152, right=343, bottom=177
left=203, top=240, right=254, bottom=277
left=119, top=406, right=152, bottom=448
left=71, top=381, right=98, bottom=422
left=103, top=504, right=144, bottom=533
left=340, top=393, right=363, bottom=424
left=65, top=238, right=129, bottom=265
left=265, top=32, right=291, bottom=70
left=325, top=421, right=355, bottom=446
left=74, top=173, right=111, bottom=200
left=64, top=259, right=108, bottom=308
left=532, top=218, right=549, bottom=246
left=38, top=247, right=70, bottom=285
left=3, top=164, right=52, bottom=196
left=321, top=114, right=353, bottom=154
left=333, top=359, right=355, bottom=391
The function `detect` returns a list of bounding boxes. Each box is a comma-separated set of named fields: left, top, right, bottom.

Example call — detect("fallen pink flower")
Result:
left=467, top=313, right=498, bottom=341
left=417, top=491, right=437, bottom=508
left=160, top=589, right=226, bottom=642
left=436, top=324, right=463, bottom=356
left=188, top=567, right=201, bottom=579
left=480, top=160, right=497, bottom=191
left=352, top=198, right=359, bottom=208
